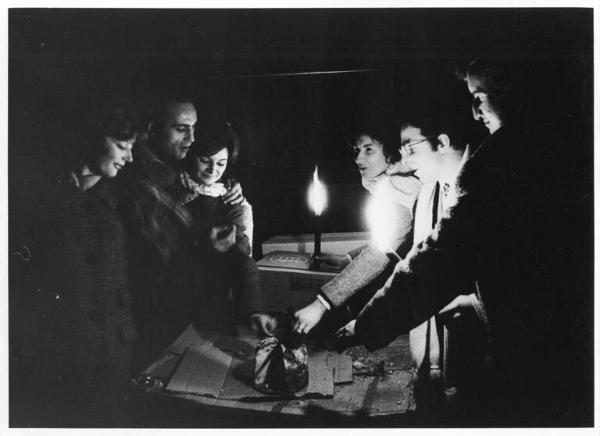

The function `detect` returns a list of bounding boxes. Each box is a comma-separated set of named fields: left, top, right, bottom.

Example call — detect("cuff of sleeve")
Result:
left=316, top=294, right=331, bottom=311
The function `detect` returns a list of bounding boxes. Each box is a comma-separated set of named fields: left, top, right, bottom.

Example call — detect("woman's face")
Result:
left=467, top=73, right=504, bottom=134
left=194, top=147, right=229, bottom=186
left=353, top=134, right=388, bottom=180
left=95, top=136, right=134, bottom=178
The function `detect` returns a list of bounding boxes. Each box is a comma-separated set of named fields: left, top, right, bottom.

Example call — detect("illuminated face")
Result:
left=399, top=125, right=441, bottom=184
left=353, top=134, right=388, bottom=180
left=467, top=73, right=503, bottom=134
left=194, top=147, right=229, bottom=186
left=94, top=136, right=134, bottom=178
left=154, top=102, right=197, bottom=160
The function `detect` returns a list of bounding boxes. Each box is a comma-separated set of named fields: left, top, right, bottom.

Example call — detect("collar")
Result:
left=134, top=141, right=179, bottom=187
left=439, top=144, right=470, bottom=188
left=180, top=172, right=228, bottom=204
left=87, top=178, right=119, bottom=210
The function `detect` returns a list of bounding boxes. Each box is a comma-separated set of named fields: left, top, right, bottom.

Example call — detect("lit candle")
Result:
left=308, top=166, right=327, bottom=257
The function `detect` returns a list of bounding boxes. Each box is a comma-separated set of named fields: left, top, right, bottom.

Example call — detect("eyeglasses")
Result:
left=399, top=136, right=435, bottom=155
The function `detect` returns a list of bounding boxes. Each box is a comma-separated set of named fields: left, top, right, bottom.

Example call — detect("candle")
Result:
left=308, top=166, right=327, bottom=257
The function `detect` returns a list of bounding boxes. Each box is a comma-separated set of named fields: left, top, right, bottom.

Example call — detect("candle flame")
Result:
left=365, top=183, right=397, bottom=254
left=308, top=166, right=327, bottom=216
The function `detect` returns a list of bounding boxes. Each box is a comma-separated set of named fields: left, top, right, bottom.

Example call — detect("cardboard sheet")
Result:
left=305, top=351, right=334, bottom=397
left=329, top=353, right=353, bottom=384
left=147, top=325, right=416, bottom=416
left=167, top=344, right=233, bottom=397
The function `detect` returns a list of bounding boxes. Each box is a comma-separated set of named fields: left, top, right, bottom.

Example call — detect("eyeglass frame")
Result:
left=399, top=135, right=437, bottom=156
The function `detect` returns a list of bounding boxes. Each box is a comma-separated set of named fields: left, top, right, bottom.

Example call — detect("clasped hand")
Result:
left=209, top=225, right=236, bottom=252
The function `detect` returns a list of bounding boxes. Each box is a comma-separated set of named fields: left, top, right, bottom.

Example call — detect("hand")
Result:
left=314, top=252, right=351, bottom=272
left=293, top=299, right=327, bottom=334
left=334, top=319, right=358, bottom=351
left=334, top=319, right=356, bottom=338
left=209, top=225, right=236, bottom=252
left=222, top=181, right=245, bottom=205
left=250, top=313, right=277, bottom=337
left=438, top=294, right=474, bottom=319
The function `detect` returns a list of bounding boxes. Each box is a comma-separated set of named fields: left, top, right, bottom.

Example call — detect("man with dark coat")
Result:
left=351, top=61, right=576, bottom=425
left=118, top=96, right=246, bottom=369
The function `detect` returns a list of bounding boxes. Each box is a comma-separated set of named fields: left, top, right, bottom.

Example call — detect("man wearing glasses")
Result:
left=349, top=60, right=574, bottom=425
left=336, top=104, right=489, bottom=420
left=396, top=110, right=490, bottom=419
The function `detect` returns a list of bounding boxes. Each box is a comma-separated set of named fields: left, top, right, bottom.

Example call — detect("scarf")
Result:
left=180, top=172, right=228, bottom=205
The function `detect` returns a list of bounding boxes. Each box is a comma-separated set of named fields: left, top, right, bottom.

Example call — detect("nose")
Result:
left=186, top=127, right=195, bottom=142
left=355, top=150, right=365, bottom=165
left=125, top=148, right=133, bottom=162
left=471, top=97, right=483, bottom=120
left=399, top=145, right=409, bottom=161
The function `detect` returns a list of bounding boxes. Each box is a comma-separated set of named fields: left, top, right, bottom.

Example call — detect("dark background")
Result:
left=9, top=8, right=593, bottom=255
left=8, top=8, right=595, bottom=426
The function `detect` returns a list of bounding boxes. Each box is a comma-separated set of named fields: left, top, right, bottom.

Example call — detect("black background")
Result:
left=9, top=8, right=593, bottom=255
left=7, top=7, right=595, bottom=427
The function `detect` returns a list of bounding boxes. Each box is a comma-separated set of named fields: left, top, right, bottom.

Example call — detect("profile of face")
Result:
left=154, top=102, right=198, bottom=160
left=399, top=125, right=442, bottom=184
left=466, top=73, right=503, bottom=134
left=94, top=136, right=135, bottom=178
left=194, top=147, right=229, bottom=187
left=353, top=134, right=389, bottom=180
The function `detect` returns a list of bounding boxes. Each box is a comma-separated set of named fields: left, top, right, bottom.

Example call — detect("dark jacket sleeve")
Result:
left=221, top=200, right=263, bottom=315
left=354, top=140, right=498, bottom=351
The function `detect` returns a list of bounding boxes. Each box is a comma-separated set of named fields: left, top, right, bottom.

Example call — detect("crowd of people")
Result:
left=10, top=58, right=590, bottom=427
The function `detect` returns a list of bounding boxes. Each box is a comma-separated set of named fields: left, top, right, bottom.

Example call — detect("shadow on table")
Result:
left=135, top=394, right=420, bottom=428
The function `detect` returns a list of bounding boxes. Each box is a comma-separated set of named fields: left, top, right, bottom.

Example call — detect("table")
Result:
left=139, top=324, right=417, bottom=426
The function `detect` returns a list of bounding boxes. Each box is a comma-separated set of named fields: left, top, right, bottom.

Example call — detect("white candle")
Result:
left=308, top=166, right=327, bottom=256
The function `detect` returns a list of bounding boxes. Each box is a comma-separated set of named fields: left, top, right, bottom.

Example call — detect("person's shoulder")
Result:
left=377, top=174, right=421, bottom=209
left=388, top=174, right=421, bottom=196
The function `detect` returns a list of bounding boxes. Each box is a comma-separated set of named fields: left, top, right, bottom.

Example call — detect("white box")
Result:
left=258, top=266, right=338, bottom=313
left=261, top=232, right=369, bottom=256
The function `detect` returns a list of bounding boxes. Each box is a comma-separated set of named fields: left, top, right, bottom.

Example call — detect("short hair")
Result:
left=400, top=98, right=476, bottom=152
left=148, top=92, right=196, bottom=131
left=88, top=94, right=140, bottom=142
left=458, top=58, right=527, bottom=124
left=343, top=119, right=400, bottom=163
left=185, top=122, right=240, bottom=172
left=82, top=94, right=140, bottom=163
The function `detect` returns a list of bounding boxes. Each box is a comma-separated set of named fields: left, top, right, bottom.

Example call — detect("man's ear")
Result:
left=436, top=134, right=451, bottom=153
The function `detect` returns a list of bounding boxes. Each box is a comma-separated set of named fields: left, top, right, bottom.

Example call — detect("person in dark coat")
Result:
left=180, top=123, right=275, bottom=334
left=46, top=95, right=141, bottom=426
left=117, top=97, right=249, bottom=366
left=348, top=60, right=578, bottom=425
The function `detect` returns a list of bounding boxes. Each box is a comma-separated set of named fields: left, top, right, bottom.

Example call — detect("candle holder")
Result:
left=308, top=166, right=326, bottom=270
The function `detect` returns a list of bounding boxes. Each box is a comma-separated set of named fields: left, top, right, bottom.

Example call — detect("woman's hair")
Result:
left=458, top=58, right=528, bottom=125
left=89, top=95, right=140, bottom=142
left=82, top=94, right=140, bottom=164
left=185, top=122, right=240, bottom=173
left=343, top=120, right=399, bottom=163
